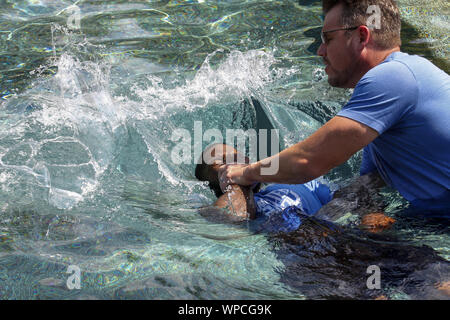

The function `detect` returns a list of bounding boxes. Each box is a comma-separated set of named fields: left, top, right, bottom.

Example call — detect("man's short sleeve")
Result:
left=337, top=60, right=418, bottom=134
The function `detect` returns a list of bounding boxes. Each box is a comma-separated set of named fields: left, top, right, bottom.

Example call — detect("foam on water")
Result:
left=0, top=22, right=302, bottom=220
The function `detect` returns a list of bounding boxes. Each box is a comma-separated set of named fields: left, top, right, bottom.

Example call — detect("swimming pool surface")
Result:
left=0, top=0, right=448, bottom=299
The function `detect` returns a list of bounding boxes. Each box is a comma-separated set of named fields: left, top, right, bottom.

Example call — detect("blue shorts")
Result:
left=253, top=180, right=333, bottom=232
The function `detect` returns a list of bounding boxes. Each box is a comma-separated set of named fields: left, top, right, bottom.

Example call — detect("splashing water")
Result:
left=0, top=0, right=448, bottom=300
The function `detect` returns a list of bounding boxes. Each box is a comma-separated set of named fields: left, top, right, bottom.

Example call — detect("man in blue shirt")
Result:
left=218, top=0, right=450, bottom=211
left=344, top=51, right=450, bottom=209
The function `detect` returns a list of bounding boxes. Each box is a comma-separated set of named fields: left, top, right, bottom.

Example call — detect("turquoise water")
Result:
left=0, top=0, right=448, bottom=299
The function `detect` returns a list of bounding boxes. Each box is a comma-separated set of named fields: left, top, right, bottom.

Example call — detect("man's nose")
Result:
left=317, top=42, right=326, bottom=57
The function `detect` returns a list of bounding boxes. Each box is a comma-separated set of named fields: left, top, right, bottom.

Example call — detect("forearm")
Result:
left=243, top=145, right=319, bottom=185
left=214, top=185, right=256, bottom=220
left=242, top=116, right=379, bottom=185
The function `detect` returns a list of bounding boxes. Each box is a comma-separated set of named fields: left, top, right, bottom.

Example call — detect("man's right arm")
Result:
left=219, top=115, right=379, bottom=190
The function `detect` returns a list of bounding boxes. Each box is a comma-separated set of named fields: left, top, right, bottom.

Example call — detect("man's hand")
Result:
left=218, top=164, right=254, bottom=193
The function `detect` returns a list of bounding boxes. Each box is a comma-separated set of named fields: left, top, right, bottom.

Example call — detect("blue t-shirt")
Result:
left=253, top=180, right=333, bottom=232
left=338, top=52, right=450, bottom=209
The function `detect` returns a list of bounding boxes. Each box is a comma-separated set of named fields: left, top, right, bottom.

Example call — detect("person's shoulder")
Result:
left=388, top=51, right=446, bottom=74
left=357, top=52, right=418, bottom=94
left=366, top=52, right=416, bottom=81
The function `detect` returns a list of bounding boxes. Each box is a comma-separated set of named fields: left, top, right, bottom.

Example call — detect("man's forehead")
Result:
left=323, top=3, right=343, bottom=29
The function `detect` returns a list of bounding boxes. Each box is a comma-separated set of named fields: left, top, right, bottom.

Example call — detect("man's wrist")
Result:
left=243, top=163, right=259, bottom=184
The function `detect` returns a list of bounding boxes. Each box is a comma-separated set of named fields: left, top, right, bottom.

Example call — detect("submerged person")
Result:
left=196, top=143, right=331, bottom=231
left=218, top=0, right=450, bottom=212
left=195, top=144, right=449, bottom=299
left=196, top=143, right=394, bottom=232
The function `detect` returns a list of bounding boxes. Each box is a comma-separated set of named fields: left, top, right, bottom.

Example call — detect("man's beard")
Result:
left=325, top=52, right=358, bottom=88
left=327, top=65, right=355, bottom=88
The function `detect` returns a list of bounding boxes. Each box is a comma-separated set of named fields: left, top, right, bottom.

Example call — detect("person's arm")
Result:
left=219, top=116, right=379, bottom=190
left=214, top=185, right=256, bottom=219
left=195, top=143, right=256, bottom=223
left=198, top=185, right=256, bottom=224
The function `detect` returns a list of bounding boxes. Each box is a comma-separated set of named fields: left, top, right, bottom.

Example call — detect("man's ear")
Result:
left=357, top=25, right=371, bottom=49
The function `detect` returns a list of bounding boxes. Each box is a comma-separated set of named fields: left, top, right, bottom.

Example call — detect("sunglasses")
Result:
left=320, top=26, right=360, bottom=44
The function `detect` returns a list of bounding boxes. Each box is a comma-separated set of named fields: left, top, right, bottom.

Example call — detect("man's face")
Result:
left=317, top=4, right=360, bottom=88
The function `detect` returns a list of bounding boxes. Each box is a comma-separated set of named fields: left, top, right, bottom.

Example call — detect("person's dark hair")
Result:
left=195, top=143, right=260, bottom=197
left=195, top=145, right=224, bottom=198
left=195, top=162, right=223, bottom=198
left=322, top=0, right=401, bottom=50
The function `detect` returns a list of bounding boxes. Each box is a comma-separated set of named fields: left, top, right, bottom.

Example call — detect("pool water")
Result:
left=0, top=0, right=448, bottom=299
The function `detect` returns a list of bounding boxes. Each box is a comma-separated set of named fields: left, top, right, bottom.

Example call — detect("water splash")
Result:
left=1, top=30, right=298, bottom=211
left=132, top=49, right=295, bottom=114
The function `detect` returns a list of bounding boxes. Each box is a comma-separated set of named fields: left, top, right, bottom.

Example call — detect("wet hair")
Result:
left=194, top=162, right=208, bottom=181
left=195, top=145, right=224, bottom=198
left=195, top=161, right=222, bottom=192
left=195, top=143, right=253, bottom=198
left=322, top=0, right=401, bottom=50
